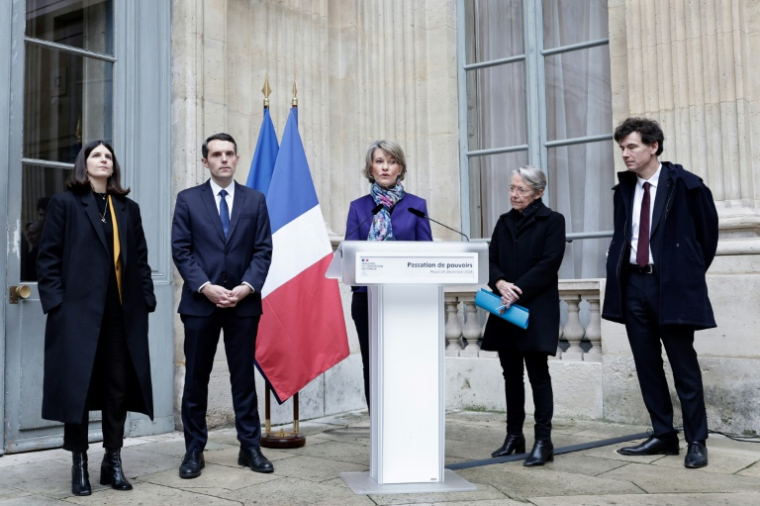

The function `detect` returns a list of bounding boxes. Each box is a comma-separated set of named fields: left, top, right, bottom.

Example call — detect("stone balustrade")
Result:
left=444, top=279, right=603, bottom=361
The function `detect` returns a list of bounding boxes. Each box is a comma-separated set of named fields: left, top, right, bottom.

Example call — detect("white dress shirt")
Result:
left=209, top=178, right=235, bottom=216
left=629, top=164, right=661, bottom=266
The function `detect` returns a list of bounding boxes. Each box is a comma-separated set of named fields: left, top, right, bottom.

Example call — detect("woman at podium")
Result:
left=344, top=140, right=433, bottom=409
left=481, top=166, right=566, bottom=467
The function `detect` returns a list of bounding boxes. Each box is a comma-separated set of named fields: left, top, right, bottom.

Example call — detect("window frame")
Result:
left=456, top=0, right=613, bottom=241
left=22, top=6, right=117, bottom=172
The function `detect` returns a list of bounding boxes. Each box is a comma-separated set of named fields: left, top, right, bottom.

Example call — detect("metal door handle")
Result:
left=9, top=285, right=31, bottom=304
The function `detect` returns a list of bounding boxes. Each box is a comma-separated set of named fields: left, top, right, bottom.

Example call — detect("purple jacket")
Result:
left=345, top=193, right=433, bottom=242
left=345, top=193, right=433, bottom=292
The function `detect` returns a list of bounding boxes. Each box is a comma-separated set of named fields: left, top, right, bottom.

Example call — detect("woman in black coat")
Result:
left=37, top=140, right=156, bottom=496
left=481, top=166, right=565, bottom=467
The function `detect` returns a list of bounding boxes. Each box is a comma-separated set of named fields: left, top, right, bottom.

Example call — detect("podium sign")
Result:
left=355, top=252, right=479, bottom=284
left=328, top=241, right=487, bottom=494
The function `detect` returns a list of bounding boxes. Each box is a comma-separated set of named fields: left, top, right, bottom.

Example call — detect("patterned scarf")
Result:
left=368, top=182, right=405, bottom=241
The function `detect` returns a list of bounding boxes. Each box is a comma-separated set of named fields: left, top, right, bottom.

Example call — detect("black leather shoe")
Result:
left=617, top=435, right=680, bottom=456
left=71, top=451, right=92, bottom=496
left=179, top=451, right=205, bottom=479
left=100, top=448, right=133, bottom=490
left=684, top=441, right=708, bottom=468
left=524, top=439, right=554, bottom=467
left=491, top=433, right=526, bottom=458
left=238, top=447, right=274, bottom=473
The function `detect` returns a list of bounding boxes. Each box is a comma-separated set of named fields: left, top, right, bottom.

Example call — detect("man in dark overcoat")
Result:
left=172, top=133, right=273, bottom=479
left=602, top=117, right=718, bottom=469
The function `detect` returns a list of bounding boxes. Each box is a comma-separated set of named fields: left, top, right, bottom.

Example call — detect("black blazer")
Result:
left=37, top=190, right=156, bottom=424
left=172, top=180, right=273, bottom=317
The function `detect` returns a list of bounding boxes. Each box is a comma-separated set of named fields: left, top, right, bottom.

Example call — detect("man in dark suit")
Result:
left=172, top=133, right=273, bottom=478
left=603, top=117, right=718, bottom=469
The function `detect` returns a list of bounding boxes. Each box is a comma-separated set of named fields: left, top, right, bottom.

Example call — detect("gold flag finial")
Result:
left=262, top=74, right=272, bottom=108
left=291, top=80, right=298, bottom=107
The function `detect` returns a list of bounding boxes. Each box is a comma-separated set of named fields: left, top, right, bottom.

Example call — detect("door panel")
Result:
left=17, top=288, right=52, bottom=431
left=4, top=0, right=173, bottom=454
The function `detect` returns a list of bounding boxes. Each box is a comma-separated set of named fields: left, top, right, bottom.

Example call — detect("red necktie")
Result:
left=637, top=182, right=651, bottom=268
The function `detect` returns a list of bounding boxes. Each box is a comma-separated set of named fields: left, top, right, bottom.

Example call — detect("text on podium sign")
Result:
left=355, top=252, right=479, bottom=284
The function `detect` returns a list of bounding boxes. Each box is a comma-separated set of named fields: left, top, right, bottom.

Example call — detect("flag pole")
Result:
left=260, top=78, right=305, bottom=449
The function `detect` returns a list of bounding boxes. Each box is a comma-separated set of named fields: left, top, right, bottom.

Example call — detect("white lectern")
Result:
left=326, top=241, right=488, bottom=494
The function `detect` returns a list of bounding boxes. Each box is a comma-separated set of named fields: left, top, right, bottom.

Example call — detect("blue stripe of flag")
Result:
left=246, top=108, right=279, bottom=196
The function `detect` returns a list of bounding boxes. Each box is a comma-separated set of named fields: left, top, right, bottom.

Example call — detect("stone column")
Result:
left=327, top=0, right=461, bottom=239
left=459, top=295, right=482, bottom=357
left=560, top=295, right=585, bottom=361
left=444, top=295, right=463, bottom=356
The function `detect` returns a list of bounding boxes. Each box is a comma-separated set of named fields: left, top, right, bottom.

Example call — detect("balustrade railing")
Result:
left=444, top=279, right=603, bottom=361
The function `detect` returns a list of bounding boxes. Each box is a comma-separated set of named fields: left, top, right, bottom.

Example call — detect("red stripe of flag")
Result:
left=255, top=254, right=349, bottom=401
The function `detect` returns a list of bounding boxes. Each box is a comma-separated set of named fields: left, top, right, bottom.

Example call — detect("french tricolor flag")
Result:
left=254, top=107, right=349, bottom=402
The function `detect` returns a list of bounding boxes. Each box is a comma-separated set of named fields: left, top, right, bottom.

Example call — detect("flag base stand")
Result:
left=260, top=385, right=306, bottom=449
left=260, top=430, right=306, bottom=449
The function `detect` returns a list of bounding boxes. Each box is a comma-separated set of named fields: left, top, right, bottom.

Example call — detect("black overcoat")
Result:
left=602, top=162, right=718, bottom=329
left=481, top=202, right=566, bottom=355
left=37, top=189, right=156, bottom=424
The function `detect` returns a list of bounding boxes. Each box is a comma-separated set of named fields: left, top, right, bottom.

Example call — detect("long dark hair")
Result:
left=66, top=140, right=130, bottom=196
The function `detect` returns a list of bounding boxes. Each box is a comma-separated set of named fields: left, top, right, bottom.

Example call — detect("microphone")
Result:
left=408, top=208, right=470, bottom=242
left=345, top=204, right=384, bottom=239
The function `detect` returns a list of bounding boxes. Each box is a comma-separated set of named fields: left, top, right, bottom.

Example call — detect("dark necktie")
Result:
left=219, top=189, right=230, bottom=239
left=636, top=182, right=651, bottom=268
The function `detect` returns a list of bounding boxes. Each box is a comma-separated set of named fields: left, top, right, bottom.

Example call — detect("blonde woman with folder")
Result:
left=481, top=166, right=565, bottom=467
left=37, top=140, right=156, bottom=496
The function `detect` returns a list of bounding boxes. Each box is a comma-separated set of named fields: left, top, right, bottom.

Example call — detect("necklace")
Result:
left=96, top=195, right=109, bottom=223
left=95, top=191, right=107, bottom=200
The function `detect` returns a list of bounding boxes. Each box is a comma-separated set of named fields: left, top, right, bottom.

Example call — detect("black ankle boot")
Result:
left=491, top=433, right=526, bottom=458
left=524, top=439, right=554, bottom=467
left=100, top=448, right=133, bottom=491
left=71, top=451, right=91, bottom=496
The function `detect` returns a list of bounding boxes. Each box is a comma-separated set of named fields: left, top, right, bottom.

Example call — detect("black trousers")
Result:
left=63, top=313, right=129, bottom=452
left=181, top=310, right=262, bottom=453
left=624, top=270, right=708, bottom=443
left=351, top=292, right=371, bottom=410
left=498, top=350, right=553, bottom=441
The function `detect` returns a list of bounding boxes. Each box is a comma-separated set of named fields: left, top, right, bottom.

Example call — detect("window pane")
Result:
left=465, top=0, right=524, bottom=64
left=20, top=164, right=73, bottom=282
left=544, top=45, right=611, bottom=142
left=469, top=151, right=529, bottom=239
left=542, top=0, right=608, bottom=50
left=548, top=142, right=614, bottom=279
left=26, top=0, right=113, bottom=55
left=467, top=63, right=528, bottom=151
left=24, top=43, right=113, bottom=163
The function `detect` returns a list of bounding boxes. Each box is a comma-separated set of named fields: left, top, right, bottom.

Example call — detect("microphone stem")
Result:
left=427, top=217, right=469, bottom=242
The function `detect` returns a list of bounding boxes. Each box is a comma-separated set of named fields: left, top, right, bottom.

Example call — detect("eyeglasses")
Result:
left=509, top=186, right=533, bottom=196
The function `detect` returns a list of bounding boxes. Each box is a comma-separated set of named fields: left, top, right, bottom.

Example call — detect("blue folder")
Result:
left=474, top=288, right=529, bottom=329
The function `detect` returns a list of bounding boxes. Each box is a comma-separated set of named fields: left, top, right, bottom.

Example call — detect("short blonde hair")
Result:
left=512, top=166, right=547, bottom=194
left=363, top=140, right=407, bottom=183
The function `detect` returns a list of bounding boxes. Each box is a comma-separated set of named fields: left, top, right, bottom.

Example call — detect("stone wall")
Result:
left=171, top=0, right=460, bottom=428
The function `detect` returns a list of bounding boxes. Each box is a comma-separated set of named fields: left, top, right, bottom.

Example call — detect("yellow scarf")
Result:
left=107, top=195, right=123, bottom=302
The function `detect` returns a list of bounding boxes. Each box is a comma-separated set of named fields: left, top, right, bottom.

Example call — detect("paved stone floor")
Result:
left=0, top=410, right=759, bottom=505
